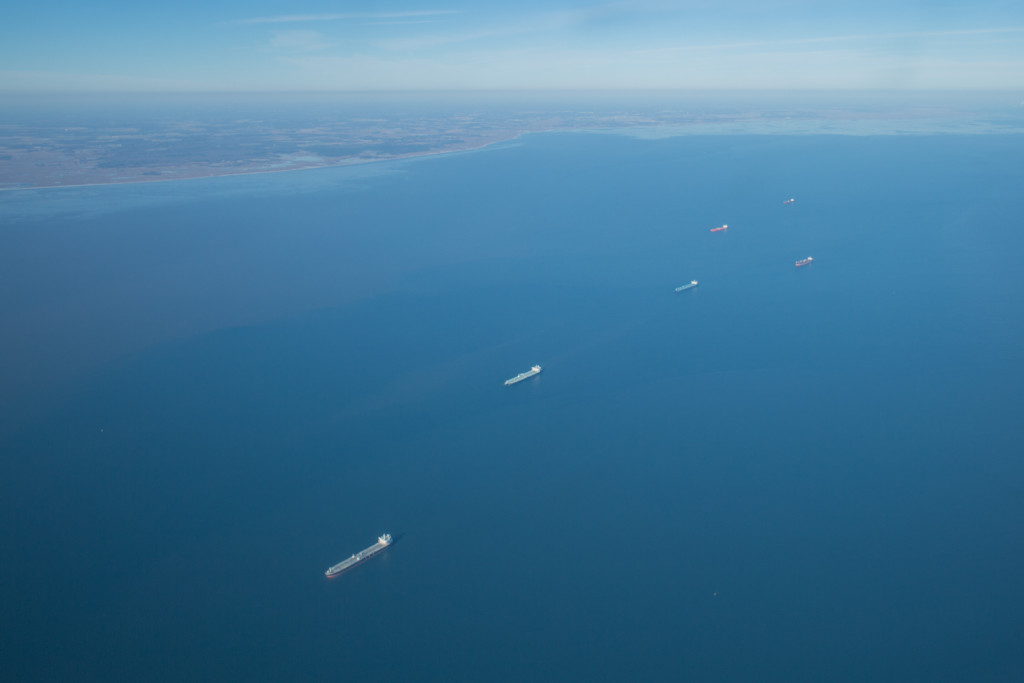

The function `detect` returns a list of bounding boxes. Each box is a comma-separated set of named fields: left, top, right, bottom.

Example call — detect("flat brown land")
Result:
left=0, top=109, right=671, bottom=189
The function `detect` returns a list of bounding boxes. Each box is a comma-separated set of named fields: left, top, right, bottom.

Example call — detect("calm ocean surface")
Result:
left=2, top=132, right=1023, bottom=681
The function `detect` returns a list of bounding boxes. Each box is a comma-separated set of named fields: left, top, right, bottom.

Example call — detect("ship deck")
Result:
left=326, top=541, right=389, bottom=574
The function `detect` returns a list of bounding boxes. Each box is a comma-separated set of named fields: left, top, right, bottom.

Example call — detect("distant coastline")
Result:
left=0, top=132, right=528, bottom=192
left=3, top=93, right=1021, bottom=191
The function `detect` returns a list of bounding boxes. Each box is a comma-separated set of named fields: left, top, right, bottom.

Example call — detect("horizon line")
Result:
left=2, top=86, right=1022, bottom=96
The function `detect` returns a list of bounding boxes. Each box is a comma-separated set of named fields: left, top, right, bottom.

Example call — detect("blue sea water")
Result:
left=2, top=132, right=1024, bottom=681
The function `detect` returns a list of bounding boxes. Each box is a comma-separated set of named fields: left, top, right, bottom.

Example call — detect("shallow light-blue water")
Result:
left=2, top=132, right=1023, bottom=681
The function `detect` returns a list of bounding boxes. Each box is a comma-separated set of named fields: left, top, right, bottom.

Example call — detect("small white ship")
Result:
left=505, top=365, right=542, bottom=386
left=675, top=280, right=699, bottom=292
left=783, top=198, right=796, bottom=205
left=325, top=534, right=392, bottom=578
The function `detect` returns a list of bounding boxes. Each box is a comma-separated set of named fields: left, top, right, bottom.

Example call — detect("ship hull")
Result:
left=325, top=535, right=392, bottom=578
left=505, top=365, right=542, bottom=385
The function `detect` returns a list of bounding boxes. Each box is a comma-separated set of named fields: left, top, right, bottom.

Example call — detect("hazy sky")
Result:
left=2, top=0, right=1023, bottom=92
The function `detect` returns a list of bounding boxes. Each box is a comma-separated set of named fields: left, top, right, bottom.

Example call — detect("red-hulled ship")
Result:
left=795, top=257, right=813, bottom=267
left=710, top=224, right=728, bottom=232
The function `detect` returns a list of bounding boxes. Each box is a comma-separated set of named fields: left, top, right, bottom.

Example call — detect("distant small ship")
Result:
left=505, top=365, right=542, bottom=386
left=325, top=534, right=392, bottom=578
left=795, top=257, right=813, bottom=267
left=710, top=224, right=728, bottom=233
left=783, top=198, right=796, bottom=205
left=675, top=280, right=699, bottom=292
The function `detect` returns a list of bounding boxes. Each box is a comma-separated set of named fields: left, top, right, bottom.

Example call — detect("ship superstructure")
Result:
left=325, top=534, right=392, bottom=578
left=505, top=365, right=542, bottom=386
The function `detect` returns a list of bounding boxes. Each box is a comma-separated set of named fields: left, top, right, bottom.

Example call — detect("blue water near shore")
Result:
left=2, top=132, right=1024, bottom=681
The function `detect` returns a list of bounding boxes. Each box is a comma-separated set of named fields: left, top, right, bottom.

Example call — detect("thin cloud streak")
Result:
left=639, top=26, right=1024, bottom=55
left=0, top=69, right=210, bottom=92
left=270, top=30, right=333, bottom=52
left=237, top=10, right=459, bottom=25
left=361, top=20, right=446, bottom=26
left=274, top=42, right=1024, bottom=91
left=374, top=29, right=512, bottom=51
left=372, top=9, right=587, bottom=50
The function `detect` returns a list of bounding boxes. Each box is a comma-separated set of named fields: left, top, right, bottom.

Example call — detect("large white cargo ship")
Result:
left=325, top=534, right=392, bottom=578
left=505, top=365, right=542, bottom=386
